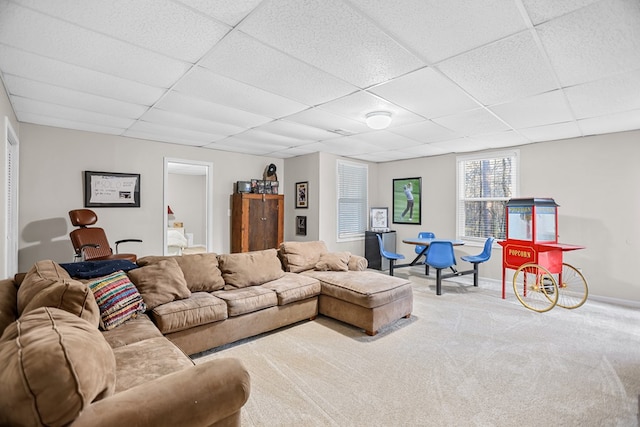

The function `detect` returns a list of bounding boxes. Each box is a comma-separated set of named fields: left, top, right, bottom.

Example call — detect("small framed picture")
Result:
left=370, top=207, right=388, bottom=230
left=393, top=177, right=422, bottom=224
left=296, top=216, right=307, bottom=236
left=296, top=181, right=308, bottom=208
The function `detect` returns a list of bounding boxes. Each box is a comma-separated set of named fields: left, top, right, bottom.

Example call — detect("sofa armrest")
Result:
left=71, top=358, right=250, bottom=427
left=348, top=255, right=368, bottom=271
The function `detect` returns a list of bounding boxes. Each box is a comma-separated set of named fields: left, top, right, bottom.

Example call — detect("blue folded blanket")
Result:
left=60, top=260, right=139, bottom=279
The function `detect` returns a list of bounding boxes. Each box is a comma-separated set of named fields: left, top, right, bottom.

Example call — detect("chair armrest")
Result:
left=114, top=239, right=143, bottom=253
left=70, top=358, right=250, bottom=427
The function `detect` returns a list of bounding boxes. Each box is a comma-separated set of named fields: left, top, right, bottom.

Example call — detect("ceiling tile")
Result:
left=578, top=109, right=640, bottom=136
left=517, top=121, right=583, bottom=142
left=255, top=120, right=341, bottom=142
left=283, top=108, right=370, bottom=135
left=205, top=136, right=285, bottom=155
left=318, top=90, right=425, bottom=128
left=140, top=108, right=244, bottom=136
left=389, top=120, right=460, bottom=144
left=268, top=145, right=318, bottom=158
left=3, top=74, right=147, bottom=119
left=521, top=0, right=601, bottom=25
left=401, top=143, right=451, bottom=157
left=467, top=131, right=530, bottom=149
left=229, top=129, right=305, bottom=147
left=173, top=67, right=308, bottom=118
left=347, top=131, right=423, bottom=150
left=200, top=30, right=357, bottom=105
left=438, top=31, right=559, bottom=106
left=429, top=137, right=490, bottom=153
left=537, top=0, right=640, bottom=86
left=155, top=91, right=272, bottom=129
left=12, top=96, right=135, bottom=129
left=370, top=67, right=479, bottom=119
left=0, top=45, right=164, bottom=105
left=490, top=90, right=575, bottom=129
left=350, top=150, right=419, bottom=163
left=309, top=137, right=383, bottom=156
left=350, top=0, right=528, bottom=63
left=174, top=0, right=263, bottom=26
left=125, top=130, right=209, bottom=146
left=432, top=108, right=511, bottom=136
left=0, top=2, right=190, bottom=87
left=11, top=0, right=231, bottom=63
left=238, top=0, right=424, bottom=88
left=126, top=120, right=219, bottom=144
left=564, top=69, right=640, bottom=119
left=16, top=112, right=126, bottom=136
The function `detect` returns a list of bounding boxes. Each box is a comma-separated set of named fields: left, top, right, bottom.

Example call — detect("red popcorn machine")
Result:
left=498, top=198, right=588, bottom=312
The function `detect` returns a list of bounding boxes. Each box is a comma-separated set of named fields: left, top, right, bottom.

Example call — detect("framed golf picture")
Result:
left=392, top=177, right=421, bottom=225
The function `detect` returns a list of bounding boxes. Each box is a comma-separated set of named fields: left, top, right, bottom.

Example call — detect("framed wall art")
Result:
left=370, top=207, right=389, bottom=231
left=296, top=216, right=307, bottom=236
left=84, top=171, right=140, bottom=208
left=392, top=177, right=421, bottom=224
left=296, top=181, right=308, bottom=208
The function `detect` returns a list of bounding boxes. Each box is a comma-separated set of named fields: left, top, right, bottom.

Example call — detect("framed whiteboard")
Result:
left=84, top=171, right=140, bottom=208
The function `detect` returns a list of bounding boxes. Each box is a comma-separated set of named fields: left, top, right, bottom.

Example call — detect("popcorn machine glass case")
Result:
left=506, top=198, right=558, bottom=244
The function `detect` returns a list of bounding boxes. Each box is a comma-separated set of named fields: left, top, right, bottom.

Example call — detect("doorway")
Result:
left=163, top=158, right=213, bottom=255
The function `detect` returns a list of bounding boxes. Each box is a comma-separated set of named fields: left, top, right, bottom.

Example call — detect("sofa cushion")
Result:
left=279, top=241, right=329, bottom=273
left=262, top=273, right=321, bottom=305
left=218, top=249, right=285, bottom=289
left=127, top=258, right=191, bottom=310
left=302, top=270, right=413, bottom=309
left=137, top=253, right=225, bottom=292
left=0, top=279, right=17, bottom=337
left=88, top=270, right=147, bottom=330
left=315, top=251, right=351, bottom=272
left=101, top=313, right=163, bottom=349
left=0, top=307, right=116, bottom=427
left=111, top=336, right=194, bottom=393
left=151, top=292, right=228, bottom=334
left=18, top=262, right=101, bottom=328
left=212, top=287, right=277, bottom=316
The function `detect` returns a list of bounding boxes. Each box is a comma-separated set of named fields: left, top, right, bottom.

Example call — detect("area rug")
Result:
left=194, top=269, right=640, bottom=426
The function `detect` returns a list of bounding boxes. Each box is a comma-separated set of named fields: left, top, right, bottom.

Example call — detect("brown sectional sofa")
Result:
left=0, top=241, right=412, bottom=426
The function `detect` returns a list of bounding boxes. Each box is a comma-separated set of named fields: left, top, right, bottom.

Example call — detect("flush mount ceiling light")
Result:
left=366, top=111, right=392, bottom=130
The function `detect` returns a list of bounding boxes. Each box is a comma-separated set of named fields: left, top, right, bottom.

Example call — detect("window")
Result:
left=337, top=160, right=368, bottom=241
left=456, top=150, right=519, bottom=241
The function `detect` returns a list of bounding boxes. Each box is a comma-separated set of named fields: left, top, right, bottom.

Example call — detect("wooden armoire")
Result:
left=231, top=193, right=284, bottom=253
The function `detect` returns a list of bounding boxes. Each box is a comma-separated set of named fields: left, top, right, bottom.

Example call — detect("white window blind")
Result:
left=456, top=150, right=518, bottom=241
left=337, top=160, right=368, bottom=241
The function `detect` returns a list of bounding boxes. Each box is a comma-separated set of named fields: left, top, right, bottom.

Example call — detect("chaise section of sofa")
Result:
left=0, top=260, right=250, bottom=427
left=279, top=241, right=413, bottom=335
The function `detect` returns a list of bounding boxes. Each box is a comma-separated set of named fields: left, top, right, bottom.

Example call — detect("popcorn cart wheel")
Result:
left=500, top=198, right=589, bottom=312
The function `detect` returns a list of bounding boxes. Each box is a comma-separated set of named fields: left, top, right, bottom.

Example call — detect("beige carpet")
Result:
left=194, top=268, right=640, bottom=426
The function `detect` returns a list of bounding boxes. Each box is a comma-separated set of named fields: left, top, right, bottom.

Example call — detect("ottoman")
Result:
left=302, top=270, right=413, bottom=335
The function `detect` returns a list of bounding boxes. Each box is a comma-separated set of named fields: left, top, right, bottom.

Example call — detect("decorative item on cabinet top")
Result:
left=236, top=180, right=279, bottom=194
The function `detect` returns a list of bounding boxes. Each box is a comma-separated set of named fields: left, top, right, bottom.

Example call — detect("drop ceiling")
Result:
left=1, top=0, right=639, bottom=163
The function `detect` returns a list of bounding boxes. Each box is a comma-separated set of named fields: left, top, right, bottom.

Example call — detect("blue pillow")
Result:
left=60, top=260, right=139, bottom=279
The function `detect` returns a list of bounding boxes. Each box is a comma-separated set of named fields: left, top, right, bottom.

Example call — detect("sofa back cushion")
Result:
left=278, top=241, right=329, bottom=273
left=218, top=249, right=285, bottom=289
left=17, top=260, right=101, bottom=328
left=0, top=307, right=116, bottom=427
left=127, top=258, right=191, bottom=310
left=315, top=251, right=351, bottom=272
left=137, top=253, right=225, bottom=292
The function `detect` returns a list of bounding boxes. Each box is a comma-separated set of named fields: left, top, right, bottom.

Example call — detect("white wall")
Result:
left=18, top=123, right=283, bottom=271
left=375, top=131, right=640, bottom=304
left=283, top=152, right=319, bottom=241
